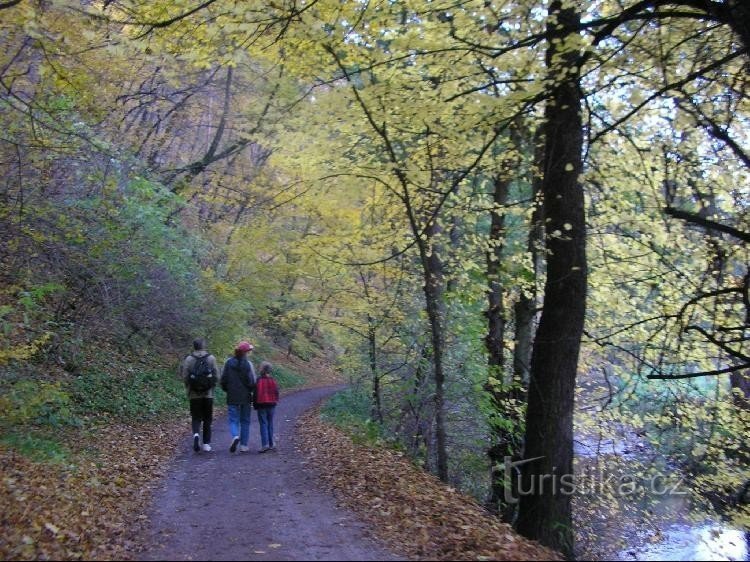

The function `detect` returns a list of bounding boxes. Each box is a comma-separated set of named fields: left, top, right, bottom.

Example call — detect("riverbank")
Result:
left=573, top=371, right=749, bottom=561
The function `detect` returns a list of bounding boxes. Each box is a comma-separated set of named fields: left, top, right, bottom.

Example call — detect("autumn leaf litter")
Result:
left=297, top=405, right=561, bottom=561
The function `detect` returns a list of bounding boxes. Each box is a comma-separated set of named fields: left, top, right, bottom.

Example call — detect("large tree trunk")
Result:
left=516, top=2, right=586, bottom=558
left=726, top=0, right=750, bottom=52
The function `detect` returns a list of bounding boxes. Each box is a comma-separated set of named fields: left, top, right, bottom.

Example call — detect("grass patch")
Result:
left=71, top=368, right=184, bottom=422
left=0, top=430, right=69, bottom=463
left=268, top=363, right=305, bottom=389
left=320, top=387, right=384, bottom=445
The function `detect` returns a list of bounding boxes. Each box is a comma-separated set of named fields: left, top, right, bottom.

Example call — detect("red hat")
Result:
left=235, top=341, right=253, bottom=353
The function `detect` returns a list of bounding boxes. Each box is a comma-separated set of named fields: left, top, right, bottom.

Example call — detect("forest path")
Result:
left=138, top=385, right=399, bottom=561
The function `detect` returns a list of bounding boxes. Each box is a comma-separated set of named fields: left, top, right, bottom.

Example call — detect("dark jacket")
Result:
left=220, top=356, right=256, bottom=405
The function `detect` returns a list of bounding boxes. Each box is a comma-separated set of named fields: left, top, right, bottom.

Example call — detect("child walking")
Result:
left=254, top=361, right=279, bottom=453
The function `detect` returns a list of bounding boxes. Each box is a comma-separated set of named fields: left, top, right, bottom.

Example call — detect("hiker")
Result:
left=254, top=361, right=280, bottom=453
left=180, top=338, right=220, bottom=452
left=220, top=340, right=256, bottom=453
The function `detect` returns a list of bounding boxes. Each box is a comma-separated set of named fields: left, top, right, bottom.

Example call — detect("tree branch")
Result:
left=590, top=49, right=745, bottom=144
left=647, top=363, right=750, bottom=379
left=664, top=206, right=750, bottom=243
left=685, top=325, right=750, bottom=362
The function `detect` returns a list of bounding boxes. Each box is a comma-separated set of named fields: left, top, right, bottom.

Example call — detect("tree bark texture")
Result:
left=516, top=2, right=586, bottom=558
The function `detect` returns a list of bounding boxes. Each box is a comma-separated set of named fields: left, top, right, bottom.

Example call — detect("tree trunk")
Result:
left=730, top=371, right=750, bottom=410
left=485, top=174, right=514, bottom=515
left=485, top=175, right=508, bottom=372
left=516, top=2, right=586, bottom=558
left=513, top=127, right=544, bottom=389
left=409, top=346, right=432, bottom=468
left=726, top=0, right=750, bottom=52
left=368, top=317, right=384, bottom=423
left=420, top=219, right=449, bottom=481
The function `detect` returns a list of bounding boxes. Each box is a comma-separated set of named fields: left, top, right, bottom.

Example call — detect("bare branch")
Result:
left=647, top=363, right=750, bottom=379
left=664, top=206, right=750, bottom=243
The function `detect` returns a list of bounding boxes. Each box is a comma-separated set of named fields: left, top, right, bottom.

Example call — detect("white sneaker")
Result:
left=239, top=445, right=249, bottom=453
left=202, top=443, right=212, bottom=452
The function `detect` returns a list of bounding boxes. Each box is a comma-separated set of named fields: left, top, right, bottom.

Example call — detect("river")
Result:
left=573, top=420, right=749, bottom=561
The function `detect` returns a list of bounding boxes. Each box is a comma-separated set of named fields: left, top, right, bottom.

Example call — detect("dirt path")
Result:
left=138, top=386, right=400, bottom=561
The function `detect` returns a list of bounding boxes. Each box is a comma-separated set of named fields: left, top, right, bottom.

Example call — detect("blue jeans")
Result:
left=227, top=404, right=251, bottom=446
left=256, top=406, right=275, bottom=448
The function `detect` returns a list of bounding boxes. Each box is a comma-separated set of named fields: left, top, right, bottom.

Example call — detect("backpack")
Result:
left=188, top=354, right=216, bottom=392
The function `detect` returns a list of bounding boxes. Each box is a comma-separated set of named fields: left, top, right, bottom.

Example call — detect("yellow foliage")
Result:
left=0, top=333, right=53, bottom=366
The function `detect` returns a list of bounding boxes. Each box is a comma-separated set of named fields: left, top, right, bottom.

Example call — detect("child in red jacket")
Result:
left=254, top=362, right=280, bottom=453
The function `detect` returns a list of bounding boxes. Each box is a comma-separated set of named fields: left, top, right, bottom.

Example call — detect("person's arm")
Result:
left=181, top=357, right=191, bottom=391
left=272, top=378, right=280, bottom=403
left=220, top=360, right=228, bottom=391
left=209, top=355, right=219, bottom=388
left=248, top=361, right=257, bottom=388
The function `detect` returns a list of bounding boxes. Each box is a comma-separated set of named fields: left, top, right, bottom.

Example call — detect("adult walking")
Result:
left=220, top=340, right=256, bottom=453
left=180, top=338, right=220, bottom=452
left=254, top=361, right=280, bottom=453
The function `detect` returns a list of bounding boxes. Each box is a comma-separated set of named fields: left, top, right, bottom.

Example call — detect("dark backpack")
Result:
left=188, top=354, right=216, bottom=392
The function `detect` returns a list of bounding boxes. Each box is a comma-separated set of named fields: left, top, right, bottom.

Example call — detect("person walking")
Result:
left=220, top=341, right=256, bottom=453
left=254, top=361, right=280, bottom=453
left=180, top=338, right=220, bottom=452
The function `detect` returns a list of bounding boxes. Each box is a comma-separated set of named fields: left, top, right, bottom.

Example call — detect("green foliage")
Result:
left=320, top=388, right=385, bottom=445
left=266, top=363, right=305, bottom=389
left=0, top=284, right=65, bottom=365
left=288, top=334, right=317, bottom=362
left=71, top=369, right=184, bottom=421
left=0, top=431, right=70, bottom=464
left=0, top=380, right=78, bottom=428
left=17, top=284, right=66, bottom=311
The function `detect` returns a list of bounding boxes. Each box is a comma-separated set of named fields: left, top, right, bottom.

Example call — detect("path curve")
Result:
left=139, top=385, right=399, bottom=561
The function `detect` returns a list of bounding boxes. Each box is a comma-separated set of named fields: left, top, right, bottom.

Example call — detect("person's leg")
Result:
left=201, top=398, right=213, bottom=446
left=239, top=403, right=251, bottom=446
left=267, top=405, right=275, bottom=449
left=257, top=408, right=269, bottom=449
left=227, top=404, right=240, bottom=452
left=189, top=399, right=201, bottom=451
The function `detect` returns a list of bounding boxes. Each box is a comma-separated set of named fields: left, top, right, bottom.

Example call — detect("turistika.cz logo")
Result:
left=500, top=456, right=687, bottom=504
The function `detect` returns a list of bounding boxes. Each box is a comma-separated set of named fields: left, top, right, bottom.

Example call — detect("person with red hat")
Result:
left=220, top=340, right=257, bottom=453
